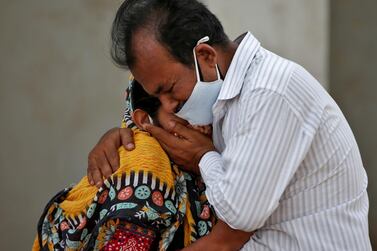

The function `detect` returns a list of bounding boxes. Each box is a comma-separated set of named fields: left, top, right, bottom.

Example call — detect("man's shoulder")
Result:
left=239, top=53, right=331, bottom=130
left=242, top=50, right=327, bottom=105
left=242, top=48, right=296, bottom=96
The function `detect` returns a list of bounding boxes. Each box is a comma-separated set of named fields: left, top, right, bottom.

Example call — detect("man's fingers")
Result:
left=158, top=140, right=172, bottom=153
left=88, top=158, right=103, bottom=187
left=88, top=157, right=97, bottom=185
left=119, top=128, right=135, bottom=150
left=87, top=172, right=94, bottom=186
left=104, top=146, right=120, bottom=172
left=168, top=122, right=197, bottom=140
left=97, top=153, right=113, bottom=179
left=145, top=124, right=180, bottom=147
left=92, top=168, right=103, bottom=187
left=86, top=127, right=125, bottom=187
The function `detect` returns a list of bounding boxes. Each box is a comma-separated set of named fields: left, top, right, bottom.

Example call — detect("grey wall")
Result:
left=205, top=0, right=329, bottom=87
left=0, top=1, right=127, bottom=249
left=330, top=0, right=377, bottom=248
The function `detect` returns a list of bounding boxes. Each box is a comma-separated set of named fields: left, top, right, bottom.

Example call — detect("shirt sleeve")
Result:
left=199, top=89, right=313, bottom=232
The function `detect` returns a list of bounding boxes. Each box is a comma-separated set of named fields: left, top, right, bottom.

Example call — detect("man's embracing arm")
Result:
left=198, top=90, right=310, bottom=232
left=87, top=127, right=135, bottom=187
left=182, top=220, right=253, bottom=251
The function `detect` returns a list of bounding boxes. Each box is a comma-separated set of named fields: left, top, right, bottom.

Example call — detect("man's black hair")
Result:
left=131, top=80, right=161, bottom=123
left=111, top=0, right=229, bottom=69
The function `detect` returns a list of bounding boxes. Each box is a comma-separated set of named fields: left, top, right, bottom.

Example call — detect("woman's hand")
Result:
left=87, top=127, right=135, bottom=187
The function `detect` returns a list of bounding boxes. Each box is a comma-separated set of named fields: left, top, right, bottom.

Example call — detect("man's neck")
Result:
left=216, top=33, right=246, bottom=78
left=214, top=42, right=238, bottom=77
left=234, top=32, right=248, bottom=45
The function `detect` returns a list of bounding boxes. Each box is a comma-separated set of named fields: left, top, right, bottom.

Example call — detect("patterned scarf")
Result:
left=32, top=79, right=215, bottom=251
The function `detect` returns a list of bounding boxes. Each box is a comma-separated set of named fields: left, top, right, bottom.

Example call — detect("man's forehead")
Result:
left=131, top=37, right=174, bottom=94
left=132, top=29, right=172, bottom=64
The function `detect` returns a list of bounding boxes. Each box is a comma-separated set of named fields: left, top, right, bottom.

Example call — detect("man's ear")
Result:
left=131, top=109, right=152, bottom=130
left=195, top=43, right=218, bottom=82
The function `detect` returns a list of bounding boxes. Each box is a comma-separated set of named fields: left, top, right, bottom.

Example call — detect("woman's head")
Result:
left=130, top=80, right=211, bottom=136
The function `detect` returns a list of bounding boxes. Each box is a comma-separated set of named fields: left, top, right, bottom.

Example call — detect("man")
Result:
left=88, top=0, right=371, bottom=250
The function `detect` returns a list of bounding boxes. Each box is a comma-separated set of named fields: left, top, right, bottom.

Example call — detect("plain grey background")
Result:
left=0, top=0, right=375, bottom=250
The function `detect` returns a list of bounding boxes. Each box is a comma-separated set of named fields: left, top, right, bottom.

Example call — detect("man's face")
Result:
left=131, top=30, right=197, bottom=115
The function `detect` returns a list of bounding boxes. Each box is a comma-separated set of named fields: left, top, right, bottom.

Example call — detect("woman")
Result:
left=33, top=79, right=250, bottom=251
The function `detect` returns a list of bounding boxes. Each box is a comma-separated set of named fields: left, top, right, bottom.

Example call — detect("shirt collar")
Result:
left=217, top=32, right=260, bottom=100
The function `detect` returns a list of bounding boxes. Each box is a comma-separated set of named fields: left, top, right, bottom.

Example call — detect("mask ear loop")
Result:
left=215, top=64, right=221, bottom=80
left=128, top=79, right=135, bottom=112
left=193, top=36, right=222, bottom=82
left=147, top=115, right=154, bottom=125
left=193, top=36, right=210, bottom=82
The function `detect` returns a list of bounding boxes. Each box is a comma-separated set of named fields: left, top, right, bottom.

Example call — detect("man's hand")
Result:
left=182, top=220, right=253, bottom=251
left=144, top=122, right=216, bottom=174
left=87, top=127, right=135, bottom=187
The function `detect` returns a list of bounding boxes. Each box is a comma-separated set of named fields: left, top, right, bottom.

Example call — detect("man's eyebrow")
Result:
left=153, top=84, right=164, bottom=96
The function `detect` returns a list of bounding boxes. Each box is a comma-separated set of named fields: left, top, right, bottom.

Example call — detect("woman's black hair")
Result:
left=130, top=80, right=161, bottom=121
left=111, top=0, right=229, bottom=69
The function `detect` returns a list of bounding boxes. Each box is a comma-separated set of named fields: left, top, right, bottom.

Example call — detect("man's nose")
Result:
left=159, top=94, right=179, bottom=113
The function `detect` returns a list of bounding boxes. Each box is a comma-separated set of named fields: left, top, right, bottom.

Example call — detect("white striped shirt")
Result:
left=199, top=32, right=371, bottom=250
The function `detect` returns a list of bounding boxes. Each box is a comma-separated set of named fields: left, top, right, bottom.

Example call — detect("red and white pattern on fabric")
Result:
left=102, top=225, right=155, bottom=251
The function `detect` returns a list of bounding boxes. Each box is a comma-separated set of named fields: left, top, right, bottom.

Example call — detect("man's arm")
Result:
left=146, top=90, right=311, bottom=232
left=199, top=90, right=311, bottom=231
left=182, top=220, right=253, bottom=251
left=87, top=127, right=135, bottom=187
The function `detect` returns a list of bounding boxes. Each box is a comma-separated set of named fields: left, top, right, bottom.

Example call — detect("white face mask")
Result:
left=175, top=36, right=223, bottom=126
